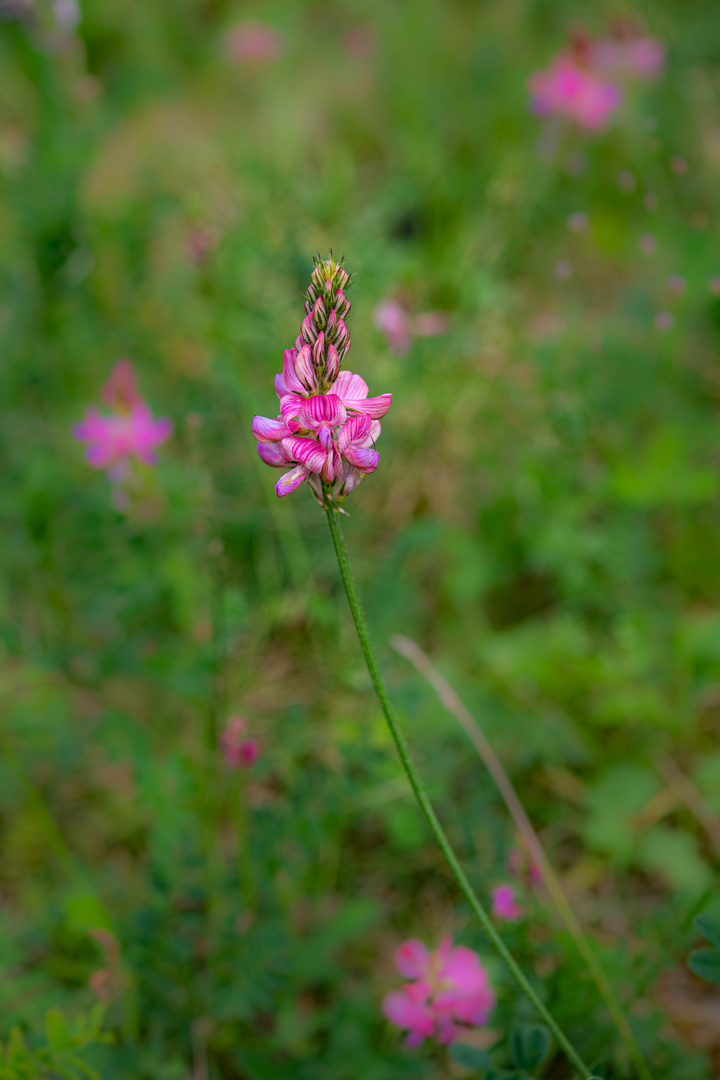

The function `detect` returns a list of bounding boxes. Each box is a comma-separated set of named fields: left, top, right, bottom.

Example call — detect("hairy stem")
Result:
left=324, top=504, right=593, bottom=1079
left=392, top=634, right=652, bottom=1080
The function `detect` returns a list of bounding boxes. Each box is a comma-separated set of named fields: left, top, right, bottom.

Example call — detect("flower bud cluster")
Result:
left=252, top=254, right=392, bottom=506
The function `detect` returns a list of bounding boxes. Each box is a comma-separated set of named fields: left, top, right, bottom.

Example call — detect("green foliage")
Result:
left=0, top=1007, right=110, bottom=1080
left=688, top=913, right=720, bottom=984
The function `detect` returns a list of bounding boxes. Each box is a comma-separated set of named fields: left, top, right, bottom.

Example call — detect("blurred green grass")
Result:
left=2, top=0, right=720, bottom=1076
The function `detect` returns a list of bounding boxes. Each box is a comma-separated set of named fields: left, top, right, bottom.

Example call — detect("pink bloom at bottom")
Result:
left=528, top=53, right=622, bottom=130
left=383, top=937, right=495, bottom=1047
left=220, top=717, right=261, bottom=769
left=492, top=884, right=522, bottom=922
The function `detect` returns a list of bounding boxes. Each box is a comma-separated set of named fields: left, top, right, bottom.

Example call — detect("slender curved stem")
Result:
left=324, top=504, right=593, bottom=1079
left=392, top=634, right=653, bottom=1080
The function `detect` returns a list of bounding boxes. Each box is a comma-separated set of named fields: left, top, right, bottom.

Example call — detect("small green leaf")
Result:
left=449, top=1042, right=492, bottom=1070
left=689, top=947, right=720, bottom=984
left=694, top=914, right=720, bottom=949
left=509, top=1025, right=552, bottom=1070
left=46, top=1008, right=71, bottom=1052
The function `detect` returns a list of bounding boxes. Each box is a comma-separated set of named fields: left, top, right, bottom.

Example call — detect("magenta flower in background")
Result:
left=225, top=21, right=283, bottom=64
left=252, top=255, right=392, bottom=505
left=590, top=26, right=665, bottom=82
left=383, top=937, right=495, bottom=1047
left=73, top=361, right=172, bottom=473
left=492, top=884, right=523, bottom=922
left=528, top=52, right=622, bottom=131
left=373, top=298, right=448, bottom=356
left=220, top=717, right=261, bottom=769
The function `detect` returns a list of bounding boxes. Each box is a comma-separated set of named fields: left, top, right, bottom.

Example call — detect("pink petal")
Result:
left=294, top=344, right=317, bottom=391
left=338, top=463, right=363, bottom=496
left=382, top=991, right=435, bottom=1040
left=395, top=940, right=430, bottom=980
left=491, top=884, right=522, bottom=922
left=282, top=349, right=305, bottom=394
left=281, top=436, right=327, bottom=473
left=338, top=414, right=372, bottom=452
left=452, top=986, right=496, bottom=1026
left=257, top=442, right=287, bottom=467
left=298, top=393, right=346, bottom=429
left=279, top=394, right=307, bottom=429
left=438, top=945, right=487, bottom=995
left=343, top=393, right=391, bottom=419
left=342, top=446, right=379, bottom=472
left=334, top=370, right=368, bottom=401
left=275, top=465, right=307, bottom=497
left=275, top=372, right=289, bottom=399
left=252, top=415, right=289, bottom=442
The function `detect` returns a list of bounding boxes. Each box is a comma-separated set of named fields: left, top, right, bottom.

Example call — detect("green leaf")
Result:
left=449, top=1043, right=492, bottom=1070
left=45, top=1009, right=71, bottom=1052
left=694, top=914, right=720, bottom=949
left=509, top=1025, right=551, bottom=1071
left=688, top=947, right=720, bottom=984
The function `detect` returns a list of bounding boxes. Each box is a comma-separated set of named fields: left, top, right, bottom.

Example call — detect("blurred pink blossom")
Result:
left=220, top=717, right=261, bottom=769
left=591, top=36, right=665, bottom=81
left=373, top=299, right=448, bottom=356
left=383, top=937, right=495, bottom=1047
left=528, top=53, right=622, bottom=131
left=225, top=21, right=283, bottom=64
left=74, top=361, right=171, bottom=472
left=491, top=884, right=522, bottom=922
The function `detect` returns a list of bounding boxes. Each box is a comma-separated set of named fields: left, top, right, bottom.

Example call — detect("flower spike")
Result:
left=252, top=253, right=391, bottom=507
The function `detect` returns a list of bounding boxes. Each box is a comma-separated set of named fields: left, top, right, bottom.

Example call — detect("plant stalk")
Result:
left=324, top=504, right=593, bottom=1079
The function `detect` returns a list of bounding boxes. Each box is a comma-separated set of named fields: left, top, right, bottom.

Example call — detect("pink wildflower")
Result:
left=383, top=937, right=495, bottom=1047
left=591, top=31, right=665, bottom=82
left=225, top=21, right=283, bottom=64
left=374, top=299, right=448, bottom=356
left=492, top=884, right=522, bottom=922
left=252, top=255, right=392, bottom=505
left=220, top=717, right=261, bottom=769
left=528, top=52, right=622, bottom=130
left=73, top=361, right=171, bottom=472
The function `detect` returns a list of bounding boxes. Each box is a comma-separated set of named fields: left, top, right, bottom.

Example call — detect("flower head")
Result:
left=528, top=52, right=622, bottom=130
left=383, top=937, right=495, bottom=1047
left=374, top=298, right=448, bottom=355
left=225, top=21, right=283, bottom=64
left=492, top=884, right=522, bottom=922
left=73, top=361, right=172, bottom=473
left=252, top=255, right=392, bottom=506
left=220, top=717, right=261, bottom=769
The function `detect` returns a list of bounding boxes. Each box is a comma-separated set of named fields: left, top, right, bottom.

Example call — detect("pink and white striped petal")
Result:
left=343, top=446, right=379, bottom=472
left=334, top=370, right=369, bottom=401
left=257, top=441, right=287, bottom=467
left=343, top=393, right=391, bottom=419
left=338, top=414, right=372, bottom=452
left=279, top=394, right=306, bottom=429
left=282, top=349, right=305, bottom=395
left=281, top=436, right=327, bottom=473
left=251, top=415, right=290, bottom=442
left=275, top=465, right=307, bottom=497
left=294, top=344, right=317, bottom=391
left=298, top=393, right=346, bottom=429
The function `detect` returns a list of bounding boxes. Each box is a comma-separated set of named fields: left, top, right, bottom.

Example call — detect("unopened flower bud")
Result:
left=335, top=289, right=351, bottom=317
left=312, top=331, right=325, bottom=368
left=325, top=343, right=340, bottom=381
left=312, top=295, right=326, bottom=327
left=326, top=309, right=338, bottom=335
left=301, top=314, right=317, bottom=343
left=335, top=318, right=350, bottom=349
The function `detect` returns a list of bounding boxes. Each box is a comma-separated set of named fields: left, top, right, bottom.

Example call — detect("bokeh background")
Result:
left=2, top=0, right=720, bottom=1076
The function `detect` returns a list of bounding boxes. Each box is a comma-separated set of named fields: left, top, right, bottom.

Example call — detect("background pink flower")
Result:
left=528, top=53, right=622, bottom=130
left=383, top=937, right=495, bottom=1047
left=492, top=884, right=522, bottom=922
left=225, top=21, right=283, bottom=64
left=74, top=362, right=172, bottom=472
left=220, top=717, right=261, bottom=769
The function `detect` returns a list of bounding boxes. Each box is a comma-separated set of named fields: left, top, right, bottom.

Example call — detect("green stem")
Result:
left=324, top=504, right=592, bottom=1079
